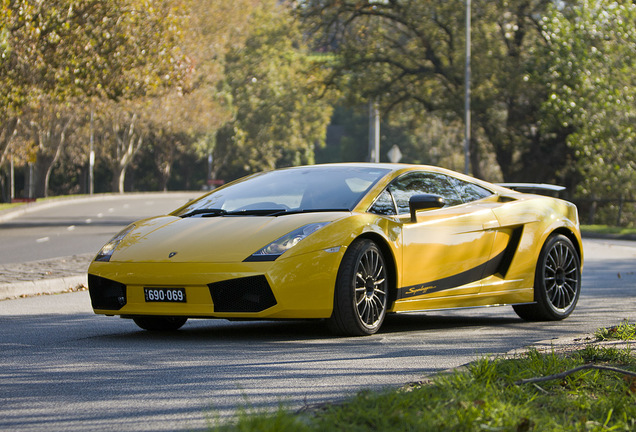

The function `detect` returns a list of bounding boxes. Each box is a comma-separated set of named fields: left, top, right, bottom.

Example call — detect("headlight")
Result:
left=247, top=222, right=330, bottom=261
left=94, top=225, right=136, bottom=262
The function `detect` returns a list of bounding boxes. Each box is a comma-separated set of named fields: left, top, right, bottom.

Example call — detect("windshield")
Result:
left=176, top=166, right=391, bottom=217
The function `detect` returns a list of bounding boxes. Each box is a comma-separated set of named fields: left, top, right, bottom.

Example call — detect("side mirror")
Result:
left=409, top=194, right=445, bottom=222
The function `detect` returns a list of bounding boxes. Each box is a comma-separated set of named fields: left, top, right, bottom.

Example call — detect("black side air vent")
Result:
left=88, top=274, right=127, bottom=310
left=497, top=226, right=524, bottom=277
left=208, top=275, right=277, bottom=313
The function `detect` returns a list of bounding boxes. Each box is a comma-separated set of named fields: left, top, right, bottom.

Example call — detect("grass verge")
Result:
left=581, top=225, right=636, bottom=237
left=211, top=324, right=636, bottom=431
left=0, top=194, right=92, bottom=212
left=0, top=202, right=24, bottom=211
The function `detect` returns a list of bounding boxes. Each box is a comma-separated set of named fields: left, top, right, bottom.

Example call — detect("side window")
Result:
left=448, top=177, right=493, bottom=203
left=389, top=172, right=462, bottom=215
left=369, top=189, right=396, bottom=215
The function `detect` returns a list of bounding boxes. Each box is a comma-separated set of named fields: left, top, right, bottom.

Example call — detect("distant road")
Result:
left=0, top=192, right=202, bottom=264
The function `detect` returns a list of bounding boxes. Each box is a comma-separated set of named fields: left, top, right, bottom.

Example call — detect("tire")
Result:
left=513, top=234, right=581, bottom=321
left=132, top=316, right=188, bottom=331
left=328, top=239, right=388, bottom=336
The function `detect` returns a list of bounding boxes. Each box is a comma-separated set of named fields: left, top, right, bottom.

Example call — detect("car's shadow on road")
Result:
left=103, top=311, right=527, bottom=344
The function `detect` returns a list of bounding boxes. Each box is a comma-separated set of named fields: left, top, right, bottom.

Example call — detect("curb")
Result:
left=0, top=275, right=87, bottom=300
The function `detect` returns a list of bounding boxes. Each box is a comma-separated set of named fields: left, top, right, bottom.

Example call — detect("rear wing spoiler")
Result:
left=496, top=183, right=566, bottom=194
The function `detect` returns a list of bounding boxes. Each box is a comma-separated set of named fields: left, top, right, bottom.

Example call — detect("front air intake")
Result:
left=88, top=274, right=127, bottom=310
left=208, top=275, right=277, bottom=313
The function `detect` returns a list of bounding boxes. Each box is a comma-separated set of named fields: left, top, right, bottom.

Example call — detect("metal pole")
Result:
left=28, top=163, right=34, bottom=198
left=368, top=99, right=380, bottom=163
left=464, top=0, right=471, bottom=175
left=9, top=152, right=14, bottom=200
left=89, top=109, right=95, bottom=195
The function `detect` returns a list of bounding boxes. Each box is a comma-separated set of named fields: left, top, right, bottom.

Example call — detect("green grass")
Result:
left=0, top=202, right=23, bottom=211
left=596, top=321, right=636, bottom=341
left=0, top=194, right=91, bottom=212
left=210, top=327, right=636, bottom=431
left=581, top=225, right=636, bottom=237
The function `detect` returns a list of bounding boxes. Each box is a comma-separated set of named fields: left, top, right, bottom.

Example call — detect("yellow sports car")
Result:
left=88, top=163, right=582, bottom=336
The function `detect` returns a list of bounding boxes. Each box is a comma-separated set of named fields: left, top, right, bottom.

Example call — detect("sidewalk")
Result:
left=0, top=253, right=93, bottom=300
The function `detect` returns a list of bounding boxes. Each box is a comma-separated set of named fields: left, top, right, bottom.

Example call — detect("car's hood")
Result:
left=110, top=213, right=347, bottom=263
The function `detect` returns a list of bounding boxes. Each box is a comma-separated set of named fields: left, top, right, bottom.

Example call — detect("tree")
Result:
left=18, top=96, right=76, bottom=197
left=297, top=0, right=569, bottom=182
left=213, top=0, right=333, bottom=181
left=538, top=0, right=636, bottom=200
left=0, top=0, right=188, bottom=103
left=92, top=99, right=149, bottom=193
left=0, top=0, right=189, bottom=197
left=145, top=0, right=262, bottom=190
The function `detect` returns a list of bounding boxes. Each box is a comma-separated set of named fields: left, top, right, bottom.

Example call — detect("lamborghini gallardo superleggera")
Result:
left=88, top=163, right=582, bottom=336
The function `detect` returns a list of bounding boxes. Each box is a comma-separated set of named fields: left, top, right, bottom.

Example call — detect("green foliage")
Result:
left=297, top=0, right=558, bottom=182
left=0, top=0, right=191, bottom=196
left=0, top=0, right=188, bottom=105
left=596, top=321, right=636, bottom=342
left=316, top=105, right=415, bottom=164
left=538, top=0, right=636, bottom=200
left=213, top=0, right=333, bottom=181
left=1, top=0, right=339, bottom=198
left=210, top=345, right=636, bottom=431
left=2, top=0, right=635, bottom=205
left=298, top=0, right=636, bottom=196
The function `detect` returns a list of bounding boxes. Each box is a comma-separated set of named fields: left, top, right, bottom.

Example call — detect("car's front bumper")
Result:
left=88, top=248, right=345, bottom=320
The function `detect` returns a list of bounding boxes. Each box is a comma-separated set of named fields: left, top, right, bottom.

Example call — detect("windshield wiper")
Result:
left=180, top=208, right=227, bottom=218
left=269, top=208, right=351, bottom=216
left=181, top=208, right=351, bottom=218
left=181, top=208, right=287, bottom=218
left=225, top=209, right=289, bottom=216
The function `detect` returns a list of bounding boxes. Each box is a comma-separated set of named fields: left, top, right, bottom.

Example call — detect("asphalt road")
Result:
left=0, top=236, right=635, bottom=431
left=0, top=193, right=201, bottom=264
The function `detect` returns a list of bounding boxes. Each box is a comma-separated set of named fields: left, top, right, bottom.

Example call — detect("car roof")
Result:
left=292, top=163, right=510, bottom=194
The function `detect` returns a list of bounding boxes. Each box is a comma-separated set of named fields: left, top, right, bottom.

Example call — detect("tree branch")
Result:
left=515, top=364, right=636, bottom=385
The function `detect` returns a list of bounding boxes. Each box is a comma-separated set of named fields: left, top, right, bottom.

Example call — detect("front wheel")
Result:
left=513, top=234, right=581, bottom=321
left=132, top=316, right=188, bottom=331
left=328, top=239, right=388, bottom=336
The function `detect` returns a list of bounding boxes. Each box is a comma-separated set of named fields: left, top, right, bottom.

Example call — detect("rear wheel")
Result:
left=328, top=239, right=388, bottom=336
left=132, top=316, right=188, bottom=331
left=513, top=234, right=581, bottom=321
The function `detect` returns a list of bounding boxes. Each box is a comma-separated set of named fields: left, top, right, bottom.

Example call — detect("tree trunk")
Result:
left=42, top=117, right=72, bottom=198
left=110, top=114, right=144, bottom=193
left=0, top=118, right=20, bottom=166
left=468, top=136, right=482, bottom=180
left=114, top=134, right=144, bottom=193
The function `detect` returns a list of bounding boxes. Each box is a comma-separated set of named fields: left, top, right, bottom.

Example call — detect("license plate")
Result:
left=144, top=287, right=186, bottom=303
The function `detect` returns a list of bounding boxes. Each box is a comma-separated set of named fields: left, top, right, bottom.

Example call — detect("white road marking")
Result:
left=36, top=237, right=50, bottom=243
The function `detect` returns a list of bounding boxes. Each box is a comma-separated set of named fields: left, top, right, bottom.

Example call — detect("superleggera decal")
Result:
left=398, top=226, right=525, bottom=299
left=398, top=250, right=506, bottom=299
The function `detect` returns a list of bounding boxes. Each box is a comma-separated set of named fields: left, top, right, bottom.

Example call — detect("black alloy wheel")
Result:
left=329, top=239, right=388, bottom=336
left=513, top=234, right=581, bottom=321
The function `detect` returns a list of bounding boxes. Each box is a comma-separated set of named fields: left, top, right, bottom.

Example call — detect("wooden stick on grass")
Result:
left=516, top=364, right=636, bottom=385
